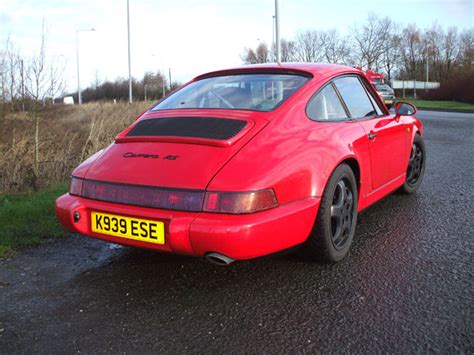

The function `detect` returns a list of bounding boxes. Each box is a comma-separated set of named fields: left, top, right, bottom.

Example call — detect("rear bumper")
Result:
left=55, top=194, right=320, bottom=260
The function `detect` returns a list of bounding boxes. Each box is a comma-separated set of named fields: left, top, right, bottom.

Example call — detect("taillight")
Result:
left=69, top=177, right=83, bottom=196
left=203, top=189, right=278, bottom=214
left=69, top=177, right=278, bottom=214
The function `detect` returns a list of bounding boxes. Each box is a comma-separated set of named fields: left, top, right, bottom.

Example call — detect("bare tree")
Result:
left=423, top=22, right=444, bottom=82
left=459, top=28, right=474, bottom=71
left=6, top=39, right=20, bottom=108
left=280, top=39, right=297, bottom=62
left=381, top=30, right=401, bottom=82
left=398, top=24, right=424, bottom=80
left=0, top=47, right=6, bottom=117
left=141, top=70, right=166, bottom=100
left=441, top=27, right=460, bottom=80
left=23, top=20, right=66, bottom=171
left=319, top=29, right=353, bottom=65
left=25, top=25, right=65, bottom=104
left=353, top=13, right=395, bottom=70
left=0, top=37, right=21, bottom=113
left=294, top=30, right=324, bottom=62
left=241, top=42, right=270, bottom=64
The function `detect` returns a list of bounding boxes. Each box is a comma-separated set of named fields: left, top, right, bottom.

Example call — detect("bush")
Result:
left=0, top=101, right=150, bottom=193
left=421, top=72, right=474, bottom=103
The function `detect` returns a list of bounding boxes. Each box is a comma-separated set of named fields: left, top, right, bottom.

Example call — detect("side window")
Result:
left=334, top=76, right=377, bottom=118
left=361, top=80, right=385, bottom=116
left=307, top=84, right=348, bottom=121
left=366, top=90, right=383, bottom=116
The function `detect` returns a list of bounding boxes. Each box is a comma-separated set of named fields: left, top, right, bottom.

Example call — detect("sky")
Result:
left=1, top=0, right=473, bottom=93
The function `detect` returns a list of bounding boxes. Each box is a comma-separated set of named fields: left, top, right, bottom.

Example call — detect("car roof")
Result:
left=194, top=63, right=361, bottom=81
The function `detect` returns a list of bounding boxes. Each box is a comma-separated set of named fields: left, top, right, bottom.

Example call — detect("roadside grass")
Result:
left=403, top=99, right=474, bottom=111
left=0, top=182, right=68, bottom=257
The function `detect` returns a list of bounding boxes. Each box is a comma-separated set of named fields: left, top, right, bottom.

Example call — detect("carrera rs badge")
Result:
left=123, top=152, right=179, bottom=160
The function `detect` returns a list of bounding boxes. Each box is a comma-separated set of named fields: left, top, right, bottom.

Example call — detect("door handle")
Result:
left=368, top=132, right=377, bottom=140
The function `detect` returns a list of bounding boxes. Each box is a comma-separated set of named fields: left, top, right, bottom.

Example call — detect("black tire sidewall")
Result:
left=307, top=163, right=358, bottom=262
left=401, top=134, right=426, bottom=194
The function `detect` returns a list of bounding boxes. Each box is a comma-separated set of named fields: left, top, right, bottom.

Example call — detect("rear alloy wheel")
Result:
left=399, top=134, right=426, bottom=194
left=305, top=163, right=358, bottom=262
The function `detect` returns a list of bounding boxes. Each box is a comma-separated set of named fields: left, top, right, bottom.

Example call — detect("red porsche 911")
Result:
left=56, top=63, right=426, bottom=265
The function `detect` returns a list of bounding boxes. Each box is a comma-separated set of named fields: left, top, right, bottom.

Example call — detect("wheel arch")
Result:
left=341, top=157, right=361, bottom=194
left=318, top=155, right=362, bottom=200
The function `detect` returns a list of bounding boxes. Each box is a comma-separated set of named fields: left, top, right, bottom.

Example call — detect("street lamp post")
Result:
left=274, top=0, right=281, bottom=64
left=76, top=28, right=95, bottom=105
left=168, top=68, right=172, bottom=91
left=272, top=15, right=276, bottom=62
left=127, top=0, right=132, bottom=104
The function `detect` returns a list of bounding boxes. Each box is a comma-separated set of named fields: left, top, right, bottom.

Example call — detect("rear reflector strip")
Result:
left=70, top=177, right=279, bottom=214
left=79, top=178, right=205, bottom=212
left=126, top=117, right=247, bottom=140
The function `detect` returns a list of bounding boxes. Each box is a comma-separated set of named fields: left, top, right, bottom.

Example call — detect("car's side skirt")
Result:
left=358, top=174, right=406, bottom=211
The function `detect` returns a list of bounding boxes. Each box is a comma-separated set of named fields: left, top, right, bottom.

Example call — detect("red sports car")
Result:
left=56, top=63, right=426, bottom=265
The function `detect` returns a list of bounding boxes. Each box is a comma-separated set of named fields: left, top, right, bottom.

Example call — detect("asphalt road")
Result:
left=1, top=110, right=473, bottom=353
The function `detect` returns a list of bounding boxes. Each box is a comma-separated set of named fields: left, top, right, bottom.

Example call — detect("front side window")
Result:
left=361, top=80, right=386, bottom=116
left=307, top=84, right=348, bottom=121
left=334, top=76, right=377, bottom=118
left=151, top=73, right=309, bottom=112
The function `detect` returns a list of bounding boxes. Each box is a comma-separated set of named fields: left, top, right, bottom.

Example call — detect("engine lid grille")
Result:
left=126, top=117, right=247, bottom=140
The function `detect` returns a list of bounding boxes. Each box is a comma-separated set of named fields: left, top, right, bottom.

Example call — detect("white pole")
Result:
left=127, top=0, right=132, bottom=103
left=76, top=28, right=95, bottom=105
left=274, top=0, right=281, bottom=64
left=272, top=15, right=276, bottom=62
left=76, top=31, right=81, bottom=105
left=168, top=68, right=172, bottom=90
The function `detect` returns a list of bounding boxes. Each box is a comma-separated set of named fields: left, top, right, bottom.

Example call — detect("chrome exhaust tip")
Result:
left=205, top=252, right=235, bottom=266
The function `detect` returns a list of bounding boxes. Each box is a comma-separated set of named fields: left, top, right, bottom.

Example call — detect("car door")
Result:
left=333, top=75, right=407, bottom=191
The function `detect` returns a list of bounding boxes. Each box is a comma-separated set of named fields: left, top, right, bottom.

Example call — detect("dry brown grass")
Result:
left=0, top=101, right=151, bottom=193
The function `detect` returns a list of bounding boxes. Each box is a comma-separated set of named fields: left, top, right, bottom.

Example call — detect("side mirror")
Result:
left=394, top=101, right=417, bottom=117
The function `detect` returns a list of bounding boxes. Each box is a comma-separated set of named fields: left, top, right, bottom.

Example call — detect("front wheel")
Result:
left=304, top=164, right=358, bottom=262
left=399, top=134, right=426, bottom=194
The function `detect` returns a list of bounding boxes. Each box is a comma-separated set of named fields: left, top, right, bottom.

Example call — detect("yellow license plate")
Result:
left=385, top=100, right=393, bottom=104
left=91, top=212, right=165, bottom=245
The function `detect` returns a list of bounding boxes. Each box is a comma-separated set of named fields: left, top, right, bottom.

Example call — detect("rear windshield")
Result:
left=374, top=84, right=392, bottom=91
left=151, top=73, right=310, bottom=112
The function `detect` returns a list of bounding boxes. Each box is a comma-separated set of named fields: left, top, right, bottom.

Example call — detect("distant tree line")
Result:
left=77, top=71, right=181, bottom=103
left=242, top=13, right=474, bottom=84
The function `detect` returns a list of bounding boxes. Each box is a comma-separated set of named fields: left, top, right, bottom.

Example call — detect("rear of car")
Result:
left=55, top=70, right=319, bottom=262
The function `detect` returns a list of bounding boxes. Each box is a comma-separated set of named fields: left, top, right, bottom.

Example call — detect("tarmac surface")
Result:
left=0, top=110, right=473, bottom=353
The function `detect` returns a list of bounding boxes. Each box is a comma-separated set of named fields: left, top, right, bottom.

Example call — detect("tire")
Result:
left=399, top=134, right=426, bottom=194
left=305, top=163, right=358, bottom=262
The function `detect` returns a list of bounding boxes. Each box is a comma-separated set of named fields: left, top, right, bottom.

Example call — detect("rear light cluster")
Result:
left=69, top=177, right=278, bottom=214
left=203, top=190, right=278, bottom=214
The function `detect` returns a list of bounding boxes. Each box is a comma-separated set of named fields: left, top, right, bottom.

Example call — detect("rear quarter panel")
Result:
left=207, top=94, right=371, bottom=205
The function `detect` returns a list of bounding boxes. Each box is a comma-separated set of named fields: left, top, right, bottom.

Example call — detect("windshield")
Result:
left=151, top=73, right=310, bottom=112
left=374, top=84, right=392, bottom=92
